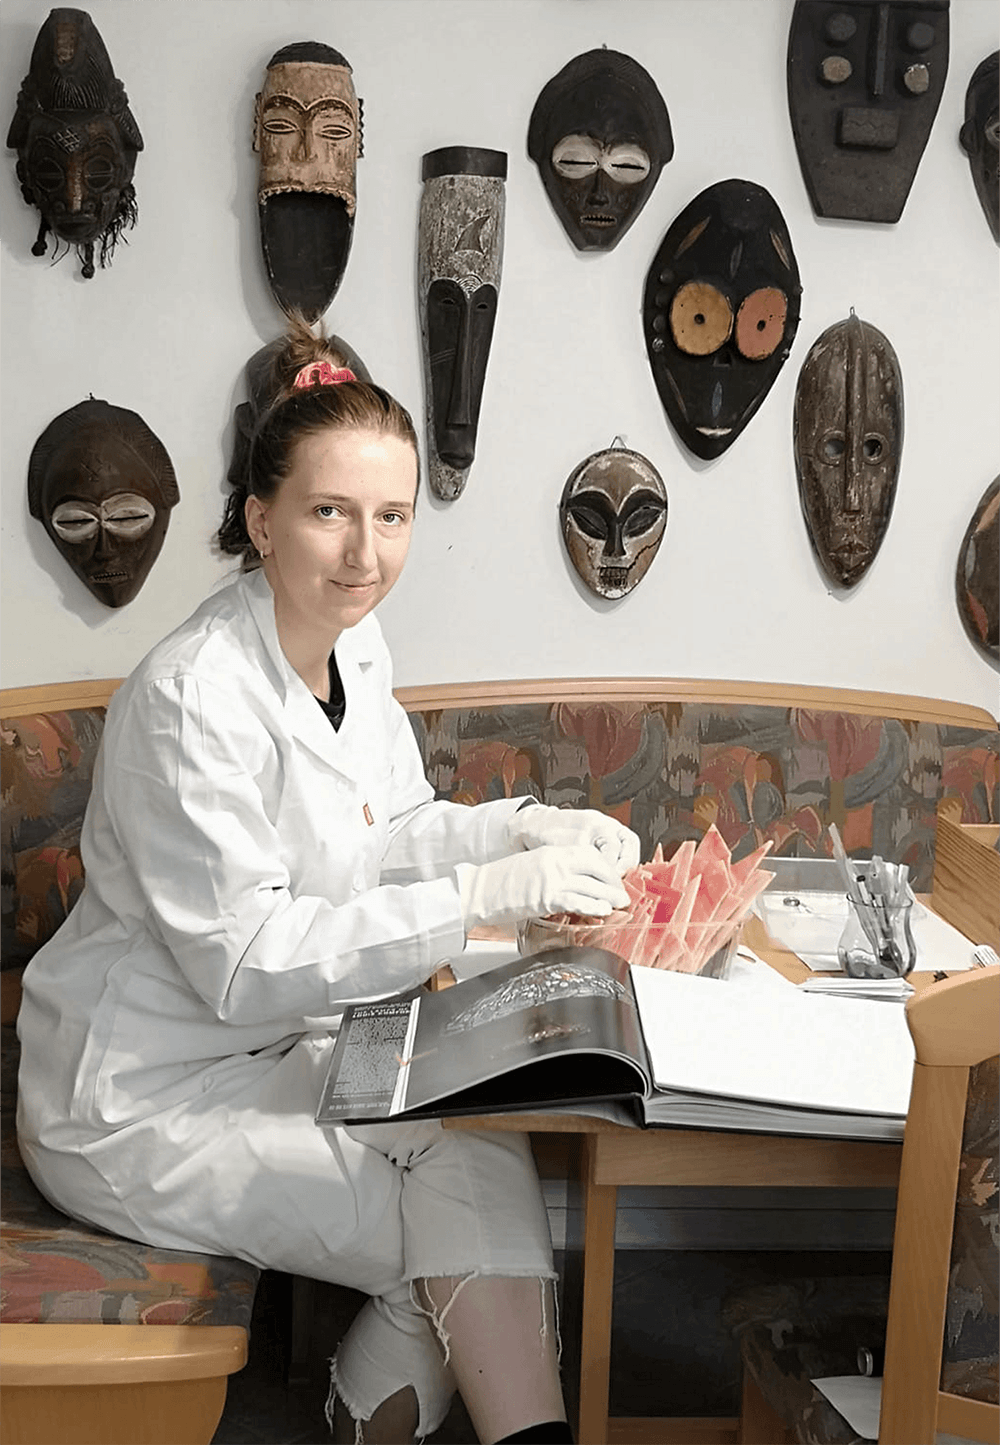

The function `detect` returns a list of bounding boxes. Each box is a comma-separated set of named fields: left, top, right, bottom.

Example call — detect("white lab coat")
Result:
left=16, top=566, right=529, bottom=1264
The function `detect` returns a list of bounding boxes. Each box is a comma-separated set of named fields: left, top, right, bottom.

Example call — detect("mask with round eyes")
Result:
left=959, top=52, right=999, bottom=245
left=28, top=400, right=179, bottom=609
left=419, top=147, right=507, bottom=501
left=560, top=446, right=668, bottom=600
left=528, top=48, right=673, bottom=252
left=955, top=477, right=999, bottom=662
left=6, top=9, right=143, bottom=279
left=794, top=313, right=902, bottom=590
left=643, top=179, right=801, bottom=461
left=787, top=0, right=949, bottom=224
left=253, top=42, right=363, bottom=321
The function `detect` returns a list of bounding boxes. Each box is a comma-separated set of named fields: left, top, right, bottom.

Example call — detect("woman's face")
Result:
left=246, top=426, right=417, bottom=649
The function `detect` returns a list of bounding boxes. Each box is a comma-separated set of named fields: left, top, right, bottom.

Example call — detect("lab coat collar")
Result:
left=239, top=566, right=379, bottom=774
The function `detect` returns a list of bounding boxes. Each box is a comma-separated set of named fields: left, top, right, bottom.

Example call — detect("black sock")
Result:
left=494, top=1422, right=574, bottom=1444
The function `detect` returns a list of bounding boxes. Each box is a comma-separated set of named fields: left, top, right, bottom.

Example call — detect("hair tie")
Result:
left=292, top=360, right=357, bottom=390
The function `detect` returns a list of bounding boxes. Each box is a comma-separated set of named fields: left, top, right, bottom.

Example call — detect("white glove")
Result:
left=507, top=804, right=641, bottom=872
left=457, top=846, right=631, bottom=929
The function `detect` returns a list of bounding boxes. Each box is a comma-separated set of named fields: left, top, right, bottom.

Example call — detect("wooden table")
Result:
left=447, top=918, right=943, bottom=1445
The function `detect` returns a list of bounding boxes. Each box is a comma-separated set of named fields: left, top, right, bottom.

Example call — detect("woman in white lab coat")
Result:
left=17, top=322, right=639, bottom=1445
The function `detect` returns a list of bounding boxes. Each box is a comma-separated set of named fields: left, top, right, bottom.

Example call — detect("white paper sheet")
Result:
left=628, top=964, right=914, bottom=1117
left=811, top=1375, right=979, bottom=1445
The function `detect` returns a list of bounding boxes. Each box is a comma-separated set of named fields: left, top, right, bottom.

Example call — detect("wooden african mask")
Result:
left=418, top=147, right=506, bottom=501
left=787, top=1, right=949, bottom=223
left=254, top=42, right=362, bottom=321
left=28, top=400, right=178, bottom=608
left=227, top=332, right=371, bottom=494
left=794, top=313, right=903, bottom=590
left=6, top=8, right=142, bottom=278
left=643, top=179, right=801, bottom=461
left=560, top=444, right=667, bottom=599
left=959, top=53, right=999, bottom=245
left=956, top=477, right=999, bottom=663
left=528, top=48, right=673, bottom=252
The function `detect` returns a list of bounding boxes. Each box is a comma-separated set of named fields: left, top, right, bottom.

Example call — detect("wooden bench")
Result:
left=3, top=675, right=997, bottom=1443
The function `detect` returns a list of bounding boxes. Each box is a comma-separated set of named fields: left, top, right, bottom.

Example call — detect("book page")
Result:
left=629, top=966, right=914, bottom=1118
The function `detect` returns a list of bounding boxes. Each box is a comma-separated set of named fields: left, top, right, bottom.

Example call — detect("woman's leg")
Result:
left=417, top=1274, right=566, bottom=1443
left=342, top=1119, right=567, bottom=1444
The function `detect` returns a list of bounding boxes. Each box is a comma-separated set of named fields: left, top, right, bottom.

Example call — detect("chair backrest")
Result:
left=880, top=966, right=1000, bottom=1445
left=0, top=680, right=122, bottom=1023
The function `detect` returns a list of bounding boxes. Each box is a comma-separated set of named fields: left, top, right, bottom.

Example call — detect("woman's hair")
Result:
left=218, top=313, right=419, bottom=566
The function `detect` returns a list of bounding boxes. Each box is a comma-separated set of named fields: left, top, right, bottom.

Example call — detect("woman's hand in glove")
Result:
left=456, top=846, right=631, bottom=930
left=507, top=805, right=641, bottom=872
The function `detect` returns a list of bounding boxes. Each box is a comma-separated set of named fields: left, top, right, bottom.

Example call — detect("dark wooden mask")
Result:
left=956, top=478, right=999, bottom=663
left=528, top=48, right=673, bottom=252
left=643, top=179, right=801, bottom=461
left=787, top=0, right=949, bottom=223
left=560, top=444, right=667, bottom=599
left=254, top=42, right=362, bottom=321
left=6, top=8, right=142, bottom=278
left=794, top=313, right=903, bottom=590
left=418, top=147, right=506, bottom=501
left=959, top=52, right=999, bottom=245
left=28, top=400, right=178, bottom=608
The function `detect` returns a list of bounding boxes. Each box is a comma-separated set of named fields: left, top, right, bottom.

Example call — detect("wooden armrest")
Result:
left=0, top=1323, right=247, bottom=1387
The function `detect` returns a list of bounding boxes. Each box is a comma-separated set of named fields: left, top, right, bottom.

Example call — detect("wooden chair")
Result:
left=733, top=965, right=1000, bottom=1445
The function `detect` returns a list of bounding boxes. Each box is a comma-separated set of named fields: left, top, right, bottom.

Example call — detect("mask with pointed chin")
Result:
left=643, top=178, right=801, bottom=461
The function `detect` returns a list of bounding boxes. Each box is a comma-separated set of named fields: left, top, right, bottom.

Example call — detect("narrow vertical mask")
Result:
left=28, top=399, right=178, bottom=608
left=528, top=48, right=672, bottom=252
left=643, top=179, right=801, bottom=460
left=959, top=52, right=999, bottom=244
left=794, top=313, right=903, bottom=589
left=787, top=0, right=949, bottom=223
left=418, top=147, right=506, bottom=500
left=6, top=8, right=143, bottom=278
left=254, top=42, right=362, bottom=321
left=560, top=446, right=667, bottom=599
left=955, top=477, right=999, bottom=662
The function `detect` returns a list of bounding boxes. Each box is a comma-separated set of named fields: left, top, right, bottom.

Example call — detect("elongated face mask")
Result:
left=794, top=313, right=902, bottom=589
left=28, top=400, right=178, bottom=608
left=955, top=477, right=999, bottom=662
left=418, top=147, right=506, bottom=500
left=643, top=179, right=801, bottom=460
left=787, top=0, right=949, bottom=223
left=528, top=48, right=673, bottom=252
left=6, top=8, right=143, bottom=278
left=560, top=445, right=667, bottom=599
left=254, top=43, right=362, bottom=320
left=959, top=52, right=999, bottom=245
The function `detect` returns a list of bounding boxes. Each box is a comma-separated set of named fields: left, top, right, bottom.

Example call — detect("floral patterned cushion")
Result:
left=942, top=1054, right=1000, bottom=1403
left=1, top=707, right=106, bottom=971
left=407, top=700, right=999, bottom=893
left=1, top=1025, right=259, bottom=1329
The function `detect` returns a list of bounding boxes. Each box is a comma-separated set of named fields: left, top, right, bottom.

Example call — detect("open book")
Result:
left=315, top=948, right=915, bottom=1141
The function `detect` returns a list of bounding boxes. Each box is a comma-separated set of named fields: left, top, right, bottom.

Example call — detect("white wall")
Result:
left=2, top=0, right=998, bottom=715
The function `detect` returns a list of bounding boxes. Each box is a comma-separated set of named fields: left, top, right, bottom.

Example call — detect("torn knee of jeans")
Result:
left=326, top=1370, right=425, bottom=1444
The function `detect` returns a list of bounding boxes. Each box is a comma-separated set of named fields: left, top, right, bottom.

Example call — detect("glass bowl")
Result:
left=516, top=913, right=744, bottom=979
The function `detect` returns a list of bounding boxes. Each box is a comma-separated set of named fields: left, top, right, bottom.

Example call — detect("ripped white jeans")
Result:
left=327, top=1119, right=557, bottom=1439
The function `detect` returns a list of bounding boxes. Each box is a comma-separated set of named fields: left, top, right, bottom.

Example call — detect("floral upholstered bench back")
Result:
left=405, top=698, right=999, bottom=893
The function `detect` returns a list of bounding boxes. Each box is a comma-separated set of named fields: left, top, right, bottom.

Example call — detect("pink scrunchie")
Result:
left=292, top=361, right=357, bottom=390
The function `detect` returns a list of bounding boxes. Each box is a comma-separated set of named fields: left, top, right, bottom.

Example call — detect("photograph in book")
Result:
left=315, top=947, right=915, bottom=1141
